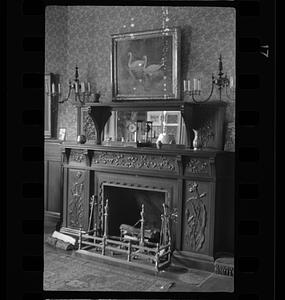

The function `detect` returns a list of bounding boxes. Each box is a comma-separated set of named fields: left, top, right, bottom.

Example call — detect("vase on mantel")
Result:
left=193, top=129, right=199, bottom=150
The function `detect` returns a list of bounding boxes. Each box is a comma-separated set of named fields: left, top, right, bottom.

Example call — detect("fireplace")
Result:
left=102, top=184, right=166, bottom=239
left=65, top=172, right=178, bottom=271
left=94, top=172, right=177, bottom=242
left=60, top=145, right=234, bottom=272
left=74, top=181, right=174, bottom=272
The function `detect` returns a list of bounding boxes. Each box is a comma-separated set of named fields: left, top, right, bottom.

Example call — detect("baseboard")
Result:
left=172, top=250, right=215, bottom=272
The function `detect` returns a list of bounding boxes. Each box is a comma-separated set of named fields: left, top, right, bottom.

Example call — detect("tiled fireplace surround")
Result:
left=60, top=145, right=234, bottom=272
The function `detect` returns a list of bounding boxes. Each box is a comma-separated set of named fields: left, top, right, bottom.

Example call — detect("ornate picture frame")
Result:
left=111, top=27, right=181, bottom=101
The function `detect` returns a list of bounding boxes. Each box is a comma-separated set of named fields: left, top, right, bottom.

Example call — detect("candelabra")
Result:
left=47, top=66, right=100, bottom=105
left=183, top=54, right=235, bottom=103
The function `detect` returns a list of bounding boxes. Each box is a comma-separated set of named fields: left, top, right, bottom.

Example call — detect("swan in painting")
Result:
left=128, top=52, right=147, bottom=80
left=144, top=61, right=165, bottom=78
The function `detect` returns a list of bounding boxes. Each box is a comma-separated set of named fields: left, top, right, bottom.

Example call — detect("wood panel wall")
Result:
left=44, top=140, right=62, bottom=223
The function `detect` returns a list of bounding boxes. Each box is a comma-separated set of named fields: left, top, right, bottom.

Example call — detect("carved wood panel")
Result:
left=69, top=149, right=89, bottom=166
left=196, top=119, right=215, bottom=149
left=66, top=169, right=89, bottom=230
left=81, top=107, right=97, bottom=141
left=182, top=181, right=212, bottom=256
left=185, top=158, right=212, bottom=177
left=92, top=151, right=179, bottom=173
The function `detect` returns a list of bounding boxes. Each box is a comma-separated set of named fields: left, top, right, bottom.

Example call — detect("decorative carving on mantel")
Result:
left=82, top=109, right=96, bottom=141
left=185, top=181, right=207, bottom=251
left=70, top=149, right=87, bottom=164
left=92, top=152, right=178, bottom=173
left=196, top=119, right=215, bottom=148
left=68, top=171, right=85, bottom=229
left=186, top=158, right=210, bottom=175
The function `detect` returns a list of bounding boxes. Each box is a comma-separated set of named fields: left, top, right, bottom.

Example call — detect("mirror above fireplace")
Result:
left=102, top=110, right=186, bottom=147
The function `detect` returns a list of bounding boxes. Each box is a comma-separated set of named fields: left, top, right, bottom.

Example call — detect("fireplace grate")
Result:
left=77, top=232, right=171, bottom=272
left=76, top=201, right=172, bottom=272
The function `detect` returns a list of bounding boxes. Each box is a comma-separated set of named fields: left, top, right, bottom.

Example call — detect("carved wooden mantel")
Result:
left=60, top=143, right=234, bottom=271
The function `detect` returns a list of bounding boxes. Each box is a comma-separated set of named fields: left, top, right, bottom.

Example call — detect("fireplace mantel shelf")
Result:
left=74, top=100, right=227, bottom=111
left=61, top=142, right=229, bottom=157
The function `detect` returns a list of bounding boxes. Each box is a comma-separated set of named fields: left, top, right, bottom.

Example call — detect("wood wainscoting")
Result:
left=44, top=139, right=62, bottom=225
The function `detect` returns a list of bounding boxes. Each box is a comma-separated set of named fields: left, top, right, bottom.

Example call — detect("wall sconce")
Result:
left=59, top=65, right=93, bottom=105
left=47, top=66, right=100, bottom=105
left=183, top=54, right=235, bottom=103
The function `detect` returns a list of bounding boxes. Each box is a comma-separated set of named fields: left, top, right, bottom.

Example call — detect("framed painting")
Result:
left=147, top=111, right=162, bottom=126
left=165, top=111, right=181, bottom=125
left=58, top=128, right=66, bottom=141
left=111, top=27, right=181, bottom=101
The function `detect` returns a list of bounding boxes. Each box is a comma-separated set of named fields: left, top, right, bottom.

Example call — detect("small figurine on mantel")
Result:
left=156, top=132, right=168, bottom=145
left=155, top=132, right=176, bottom=148
left=193, top=129, right=199, bottom=150
left=77, top=134, right=86, bottom=144
left=156, top=140, right=162, bottom=149
left=90, top=91, right=101, bottom=102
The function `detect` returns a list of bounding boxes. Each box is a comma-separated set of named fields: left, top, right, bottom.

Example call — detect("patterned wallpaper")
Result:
left=45, top=6, right=75, bottom=141
left=45, top=6, right=235, bottom=148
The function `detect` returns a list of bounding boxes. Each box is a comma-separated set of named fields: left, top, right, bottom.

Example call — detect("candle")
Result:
left=81, top=82, right=85, bottom=93
left=87, top=82, right=91, bottom=92
left=219, top=54, right=223, bottom=70
left=58, top=83, right=61, bottom=94
left=230, top=76, right=234, bottom=88
left=198, top=79, right=201, bottom=91
left=193, top=78, right=197, bottom=90
left=51, top=83, right=55, bottom=94
left=187, top=80, right=191, bottom=91
left=183, top=80, right=187, bottom=92
left=75, top=82, right=78, bottom=93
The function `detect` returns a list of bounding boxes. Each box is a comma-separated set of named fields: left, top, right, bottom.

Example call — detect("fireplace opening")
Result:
left=103, top=185, right=166, bottom=240
left=76, top=184, right=172, bottom=271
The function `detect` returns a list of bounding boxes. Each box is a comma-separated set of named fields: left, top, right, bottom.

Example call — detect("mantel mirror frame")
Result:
left=111, top=27, right=181, bottom=101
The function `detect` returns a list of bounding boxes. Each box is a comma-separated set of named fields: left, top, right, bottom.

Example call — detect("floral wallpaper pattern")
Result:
left=45, top=6, right=235, bottom=149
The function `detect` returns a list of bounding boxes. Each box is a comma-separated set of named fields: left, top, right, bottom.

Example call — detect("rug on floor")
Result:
left=44, top=248, right=174, bottom=291
left=177, top=269, right=213, bottom=286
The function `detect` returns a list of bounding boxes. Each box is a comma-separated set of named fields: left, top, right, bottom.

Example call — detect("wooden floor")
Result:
left=44, top=219, right=234, bottom=292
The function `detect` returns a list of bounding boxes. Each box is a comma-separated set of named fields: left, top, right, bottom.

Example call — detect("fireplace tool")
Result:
left=160, top=203, right=171, bottom=253
left=87, top=195, right=96, bottom=233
